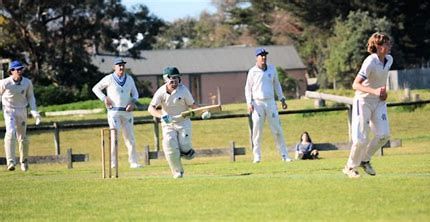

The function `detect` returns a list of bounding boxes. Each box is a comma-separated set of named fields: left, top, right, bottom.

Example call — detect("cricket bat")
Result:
left=180, top=104, right=222, bottom=118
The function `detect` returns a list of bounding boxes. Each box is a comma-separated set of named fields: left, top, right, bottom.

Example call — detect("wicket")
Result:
left=101, top=128, right=118, bottom=178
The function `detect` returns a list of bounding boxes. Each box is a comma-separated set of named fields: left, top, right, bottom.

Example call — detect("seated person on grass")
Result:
left=295, top=131, right=319, bottom=160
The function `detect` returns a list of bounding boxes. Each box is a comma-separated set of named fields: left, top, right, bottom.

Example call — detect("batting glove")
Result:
left=161, top=114, right=172, bottom=124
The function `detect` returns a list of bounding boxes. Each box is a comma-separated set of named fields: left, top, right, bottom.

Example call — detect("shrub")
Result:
left=34, top=85, right=77, bottom=106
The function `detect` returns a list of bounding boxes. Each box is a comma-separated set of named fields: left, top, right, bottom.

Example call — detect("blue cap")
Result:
left=9, top=60, right=24, bottom=70
left=255, top=48, right=269, bottom=56
left=113, top=57, right=127, bottom=65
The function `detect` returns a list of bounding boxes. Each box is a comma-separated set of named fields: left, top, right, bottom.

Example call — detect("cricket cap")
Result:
left=113, top=57, right=127, bottom=65
left=255, top=48, right=269, bottom=56
left=9, top=60, right=24, bottom=70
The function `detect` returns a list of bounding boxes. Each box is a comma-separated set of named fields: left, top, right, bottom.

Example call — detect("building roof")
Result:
left=92, top=45, right=306, bottom=75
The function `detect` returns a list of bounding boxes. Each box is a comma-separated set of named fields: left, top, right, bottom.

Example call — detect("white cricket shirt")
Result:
left=245, top=64, right=285, bottom=104
left=0, top=76, right=37, bottom=111
left=92, top=73, right=139, bottom=108
left=356, top=54, right=393, bottom=99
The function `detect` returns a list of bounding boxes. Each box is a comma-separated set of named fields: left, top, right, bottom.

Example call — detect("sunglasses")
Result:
left=11, top=68, right=24, bottom=71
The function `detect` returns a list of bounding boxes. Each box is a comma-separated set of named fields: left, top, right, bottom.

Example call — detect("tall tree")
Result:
left=228, top=0, right=275, bottom=45
left=354, top=0, right=430, bottom=67
left=155, top=9, right=238, bottom=49
left=278, top=0, right=430, bottom=68
left=153, top=17, right=198, bottom=49
left=324, top=10, right=392, bottom=89
left=0, top=1, right=164, bottom=104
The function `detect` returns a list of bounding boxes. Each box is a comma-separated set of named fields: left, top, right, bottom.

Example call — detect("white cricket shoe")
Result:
left=7, top=163, right=15, bottom=171
left=252, top=159, right=261, bottom=164
left=342, top=166, right=360, bottom=178
left=173, top=172, right=183, bottom=179
left=21, top=160, right=29, bottom=172
left=130, top=163, right=143, bottom=169
left=282, top=155, right=293, bottom=162
left=360, top=161, right=376, bottom=176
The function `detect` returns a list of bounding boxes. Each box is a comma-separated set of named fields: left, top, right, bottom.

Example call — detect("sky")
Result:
left=121, top=0, right=217, bottom=22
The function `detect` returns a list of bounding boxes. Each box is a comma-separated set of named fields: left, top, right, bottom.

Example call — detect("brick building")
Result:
left=92, top=45, right=306, bottom=104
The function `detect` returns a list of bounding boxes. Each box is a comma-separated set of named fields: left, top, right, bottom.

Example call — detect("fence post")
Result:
left=54, top=122, right=60, bottom=155
left=230, top=141, right=236, bottom=162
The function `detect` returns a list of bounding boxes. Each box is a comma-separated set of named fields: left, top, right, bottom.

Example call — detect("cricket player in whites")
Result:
left=245, top=48, right=292, bottom=163
left=0, top=60, right=41, bottom=171
left=148, top=67, right=210, bottom=178
left=343, top=32, right=393, bottom=178
left=92, top=58, right=142, bottom=169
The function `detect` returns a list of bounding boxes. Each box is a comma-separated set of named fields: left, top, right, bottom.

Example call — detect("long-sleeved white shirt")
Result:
left=92, top=73, right=138, bottom=108
left=245, top=64, right=285, bottom=105
left=0, top=76, right=37, bottom=111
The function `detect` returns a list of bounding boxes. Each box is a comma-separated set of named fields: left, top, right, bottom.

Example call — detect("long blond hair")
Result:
left=367, top=32, right=391, bottom=53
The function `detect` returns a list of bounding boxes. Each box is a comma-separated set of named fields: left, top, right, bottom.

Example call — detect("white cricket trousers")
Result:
left=251, top=99, right=289, bottom=161
left=107, top=110, right=139, bottom=166
left=3, top=107, right=29, bottom=165
left=161, top=120, right=193, bottom=177
left=347, top=97, right=390, bottom=169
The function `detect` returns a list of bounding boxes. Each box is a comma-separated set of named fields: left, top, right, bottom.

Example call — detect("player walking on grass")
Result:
left=148, top=67, right=210, bottom=178
left=0, top=60, right=41, bottom=172
left=92, top=58, right=142, bottom=169
left=245, top=48, right=292, bottom=163
left=343, top=32, right=393, bottom=178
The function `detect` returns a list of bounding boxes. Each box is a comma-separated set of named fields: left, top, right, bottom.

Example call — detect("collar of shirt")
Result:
left=112, top=73, right=127, bottom=86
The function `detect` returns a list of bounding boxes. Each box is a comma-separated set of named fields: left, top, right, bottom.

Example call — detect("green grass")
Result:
left=38, top=98, right=153, bottom=112
left=0, top=93, right=429, bottom=221
left=0, top=151, right=429, bottom=221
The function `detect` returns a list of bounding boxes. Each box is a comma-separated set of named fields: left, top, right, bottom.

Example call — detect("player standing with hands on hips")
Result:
left=245, top=48, right=292, bottom=163
left=92, top=58, right=142, bottom=169
left=343, top=32, right=393, bottom=178
left=0, top=60, right=41, bottom=171
left=148, top=67, right=210, bottom=178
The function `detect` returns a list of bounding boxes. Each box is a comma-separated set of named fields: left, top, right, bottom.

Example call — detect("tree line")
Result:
left=1, top=0, right=428, bottom=105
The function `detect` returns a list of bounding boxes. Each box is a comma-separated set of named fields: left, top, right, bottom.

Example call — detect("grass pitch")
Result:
left=0, top=151, right=428, bottom=221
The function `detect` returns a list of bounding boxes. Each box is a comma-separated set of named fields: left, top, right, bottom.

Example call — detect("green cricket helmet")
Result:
left=163, top=66, right=181, bottom=82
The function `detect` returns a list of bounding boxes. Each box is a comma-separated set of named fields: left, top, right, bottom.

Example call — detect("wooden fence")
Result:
left=0, top=99, right=428, bottom=158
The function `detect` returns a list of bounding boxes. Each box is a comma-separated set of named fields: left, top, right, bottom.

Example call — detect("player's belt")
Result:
left=253, top=98, right=273, bottom=102
left=109, top=107, right=126, bottom=111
